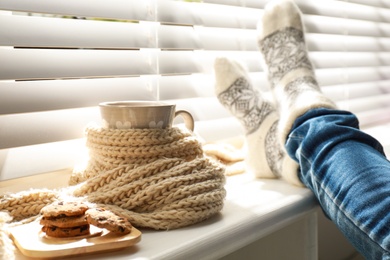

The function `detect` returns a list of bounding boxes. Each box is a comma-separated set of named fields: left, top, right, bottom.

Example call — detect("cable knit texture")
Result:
left=0, top=125, right=226, bottom=236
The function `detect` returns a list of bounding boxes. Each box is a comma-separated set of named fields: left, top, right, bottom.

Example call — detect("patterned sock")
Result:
left=214, top=57, right=285, bottom=179
left=258, top=0, right=336, bottom=146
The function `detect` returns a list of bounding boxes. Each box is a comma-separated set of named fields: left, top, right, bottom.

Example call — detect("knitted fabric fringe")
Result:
left=0, top=125, right=226, bottom=231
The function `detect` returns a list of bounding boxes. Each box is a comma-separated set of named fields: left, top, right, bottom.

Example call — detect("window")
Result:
left=1, top=0, right=390, bottom=180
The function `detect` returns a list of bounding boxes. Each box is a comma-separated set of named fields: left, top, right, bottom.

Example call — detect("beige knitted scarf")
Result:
left=0, top=125, right=226, bottom=256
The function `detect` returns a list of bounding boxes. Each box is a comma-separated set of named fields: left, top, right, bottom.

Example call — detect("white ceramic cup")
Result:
left=99, top=101, right=194, bottom=131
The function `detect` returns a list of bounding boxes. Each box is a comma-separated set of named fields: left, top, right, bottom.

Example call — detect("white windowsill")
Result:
left=1, top=170, right=318, bottom=260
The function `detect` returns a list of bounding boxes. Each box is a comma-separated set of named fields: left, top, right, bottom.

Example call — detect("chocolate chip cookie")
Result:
left=40, top=214, right=88, bottom=228
left=40, top=201, right=89, bottom=218
left=42, top=224, right=90, bottom=238
left=86, top=208, right=132, bottom=235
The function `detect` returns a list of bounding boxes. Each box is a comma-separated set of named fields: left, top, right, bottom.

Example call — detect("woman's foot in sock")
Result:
left=257, top=0, right=336, bottom=144
left=214, top=57, right=284, bottom=178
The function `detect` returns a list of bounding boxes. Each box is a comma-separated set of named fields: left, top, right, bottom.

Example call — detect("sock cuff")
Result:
left=278, top=92, right=337, bottom=145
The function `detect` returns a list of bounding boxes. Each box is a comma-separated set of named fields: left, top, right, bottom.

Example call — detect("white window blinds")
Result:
left=1, top=0, right=390, bottom=180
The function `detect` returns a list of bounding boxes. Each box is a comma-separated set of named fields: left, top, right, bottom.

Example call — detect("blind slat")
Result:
left=323, top=80, right=390, bottom=101
left=0, top=77, right=159, bottom=114
left=306, top=34, right=390, bottom=52
left=296, top=0, right=390, bottom=23
left=304, top=15, right=390, bottom=37
left=310, top=52, right=390, bottom=68
left=205, top=0, right=390, bottom=22
left=338, top=0, right=390, bottom=9
left=1, top=49, right=258, bottom=80
left=357, top=108, right=390, bottom=126
left=5, top=48, right=390, bottom=80
left=0, top=0, right=155, bottom=21
left=0, top=49, right=156, bottom=80
left=338, top=93, right=390, bottom=113
left=316, top=67, right=390, bottom=86
left=0, top=14, right=157, bottom=49
left=0, top=107, right=100, bottom=149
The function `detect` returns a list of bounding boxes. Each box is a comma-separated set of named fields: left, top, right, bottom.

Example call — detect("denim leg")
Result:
left=285, top=108, right=390, bottom=259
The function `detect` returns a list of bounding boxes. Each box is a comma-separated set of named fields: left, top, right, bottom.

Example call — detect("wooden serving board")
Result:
left=9, top=221, right=142, bottom=258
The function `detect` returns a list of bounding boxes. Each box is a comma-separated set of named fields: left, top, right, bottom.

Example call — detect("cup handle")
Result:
left=175, top=110, right=194, bottom=131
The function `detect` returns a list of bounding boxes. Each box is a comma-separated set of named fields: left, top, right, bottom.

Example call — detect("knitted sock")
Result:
left=257, top=0, right=336, bottom=145
left=214, top=57, right=286, bottom=179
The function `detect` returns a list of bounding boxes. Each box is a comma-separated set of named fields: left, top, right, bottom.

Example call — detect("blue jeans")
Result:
left=285, top=108, right=390, bottom=259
